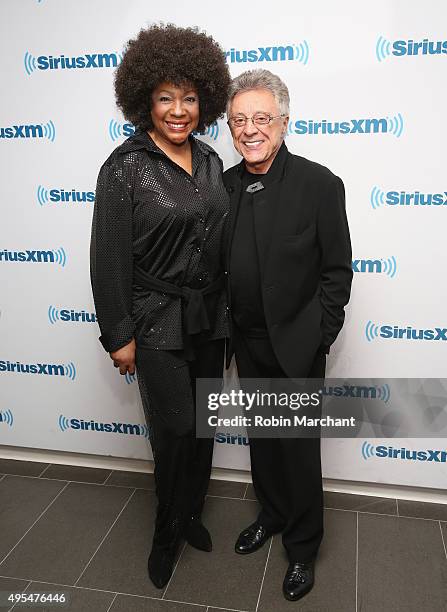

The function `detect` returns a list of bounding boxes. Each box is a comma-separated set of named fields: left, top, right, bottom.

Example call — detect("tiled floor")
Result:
left=0, top=458, right=446, bottom=612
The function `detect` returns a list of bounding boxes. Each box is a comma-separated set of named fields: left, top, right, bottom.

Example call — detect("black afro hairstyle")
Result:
left=114, top=23, right=231, bottom=132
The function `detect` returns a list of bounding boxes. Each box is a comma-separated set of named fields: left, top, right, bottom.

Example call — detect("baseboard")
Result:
left=1, top=444, right=445, bottom=505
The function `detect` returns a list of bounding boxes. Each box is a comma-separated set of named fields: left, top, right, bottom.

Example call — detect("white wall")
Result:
left=1, top=0, right=446, bottom=491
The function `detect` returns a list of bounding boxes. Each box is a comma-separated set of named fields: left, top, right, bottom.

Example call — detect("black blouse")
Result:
left=90, top=131, right=229, bottom=353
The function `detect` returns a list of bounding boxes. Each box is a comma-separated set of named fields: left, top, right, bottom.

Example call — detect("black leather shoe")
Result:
left=147, top=548, right=175, bottom=589
left=185, top=516, right=212, bottom=552
left=235, top=522, right=271, bottom=554
left=282, top=561, right=315, bottom=601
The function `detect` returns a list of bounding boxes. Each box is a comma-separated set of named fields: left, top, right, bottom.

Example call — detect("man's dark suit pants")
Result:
left=234, top=331, right=325, bottom=563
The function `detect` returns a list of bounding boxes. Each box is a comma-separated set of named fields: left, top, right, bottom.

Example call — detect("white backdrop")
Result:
left=1, top=0, right=446, bottom=491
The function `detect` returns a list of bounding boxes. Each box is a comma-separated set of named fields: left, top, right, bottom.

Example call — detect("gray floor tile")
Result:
left=0, top=576, right=29, bottom=609
left=106, top=470, right=155, bottom=490
left=206, top=478, right=248, bottom=499
left=0, top=576, right=29, bottom=590
left=42, top=464, right=111, bottom=484
left=0, top=459, right=48, bottom=477
left=324, top=491, right=397, bottom=515
left=77, top=489, right=160, bottom=597
left=0, top=476, right=67, bottom=561
left=165, top=496, right=266, bottom=610
left=358, top=513, right=447, bottom=611
left=257, top=509, right=356, bottom=612
left=2, top=460, right=445, bottom=611
left=245, top=483, right=257, bottom=501
left=11, top=583, right=114, bottom=612
left=111, top=595, right=206, bottom=611
left=0, top=482, right=133, bottom=585
left=398, top=499, right=447, bottom=521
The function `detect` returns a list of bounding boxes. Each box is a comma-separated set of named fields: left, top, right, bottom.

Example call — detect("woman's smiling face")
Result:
left=150, top=81, right=200, bottom=146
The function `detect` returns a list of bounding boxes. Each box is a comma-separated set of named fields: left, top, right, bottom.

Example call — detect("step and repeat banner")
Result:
left=1, top=0, right=446, bottom=490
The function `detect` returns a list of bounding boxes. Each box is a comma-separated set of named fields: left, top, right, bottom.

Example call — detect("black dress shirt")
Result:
left=229, top=145, right=286, bottom=336
left=90, top=131, right=229, bottom=353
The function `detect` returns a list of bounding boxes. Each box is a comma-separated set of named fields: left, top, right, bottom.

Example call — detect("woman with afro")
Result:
left=90, top=24, right=231, bottom=588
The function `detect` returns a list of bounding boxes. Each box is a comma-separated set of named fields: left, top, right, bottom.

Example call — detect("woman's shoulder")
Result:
left=99, top=131, right=150, bottom=173
left=192, top=135, right=223, bottom=174
left=192, top=134, right=221, bottom=157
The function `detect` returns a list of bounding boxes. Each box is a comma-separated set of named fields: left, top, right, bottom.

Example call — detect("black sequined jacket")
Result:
left=90, top=131, right=229, bottom=353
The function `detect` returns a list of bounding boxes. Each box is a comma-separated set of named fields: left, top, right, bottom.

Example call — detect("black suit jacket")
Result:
left=223, top=143, right=353, bottom=377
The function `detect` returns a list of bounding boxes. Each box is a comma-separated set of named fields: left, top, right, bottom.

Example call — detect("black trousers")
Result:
left=234, top=330, right=325, bottom=563
left=136, top=338, right=224, bottom=552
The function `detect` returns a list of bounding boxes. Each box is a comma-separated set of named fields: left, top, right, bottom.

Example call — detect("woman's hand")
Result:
left=110, top=339, right=136, bottom=375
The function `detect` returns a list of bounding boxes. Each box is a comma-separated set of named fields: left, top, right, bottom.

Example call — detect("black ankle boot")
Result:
left=147, top=547, right=175, bottom=589
left=185, top=516, right=212, bottom=552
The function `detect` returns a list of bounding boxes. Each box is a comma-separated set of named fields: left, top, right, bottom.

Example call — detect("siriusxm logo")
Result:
left=215, top=432, right=249, bottom=445
left=124, top=371, right=136, bottom=385
left=0, top=248, right=67, bottom=266
left=37, top=186, right=94, bottom=206
left=362, top=442, right=447, bottom=462
left=193, top=123, right=220, bottom=141
left=352, top=257, right=397, bottom=278
left=376, top=36, right=447, bottom=62
left=0, top=121, right=56, bottom=141
left=322, top=384, right=390, bottom=403
left=108, top=119, right=135, bottom=142
left=0, top=360, right=76, bottom=380
left=59, top=415, right=149, bottom=437
left=0, top=409, right=14, bottom=428
left=371, top=186, right=447, bottom=209
left=225, top=41, right=309, bottom=65
left=366, top=321, right=447, bottom=342
left=48, top=306, right=96, bottom=325
left=287, top=114, right=403, bottom=137
left=24, top=51, right=122, bottom=75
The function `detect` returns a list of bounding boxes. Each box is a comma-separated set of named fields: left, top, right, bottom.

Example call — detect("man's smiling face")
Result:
left=228, top=88, right=288, bottom=174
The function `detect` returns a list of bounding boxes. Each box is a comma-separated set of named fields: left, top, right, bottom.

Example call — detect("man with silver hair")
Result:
left=223, top=69, right=352, bottom=601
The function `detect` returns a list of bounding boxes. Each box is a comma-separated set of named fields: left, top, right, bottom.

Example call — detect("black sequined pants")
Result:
left=136, top=339, right=224, bottom=553
left=234, top=330, right=325, bottom=564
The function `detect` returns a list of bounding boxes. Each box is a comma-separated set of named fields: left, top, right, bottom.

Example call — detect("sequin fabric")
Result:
left=135, top=339, right=223, bottom=550
left=90, top=131, right=229, bottom=353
